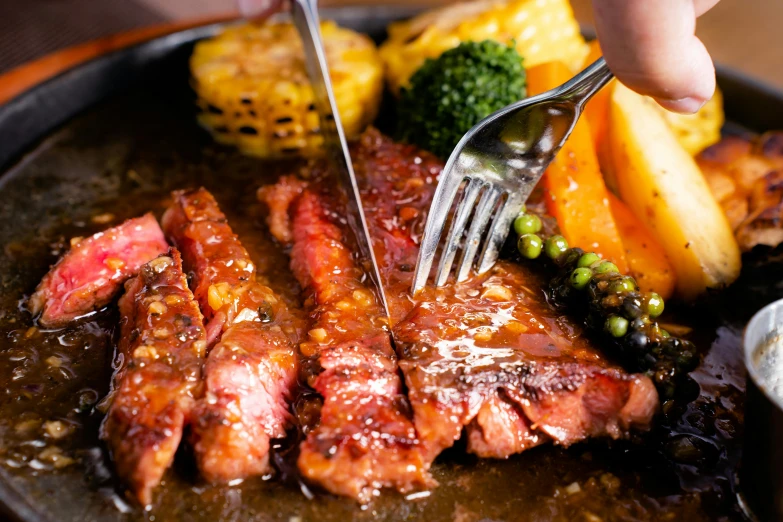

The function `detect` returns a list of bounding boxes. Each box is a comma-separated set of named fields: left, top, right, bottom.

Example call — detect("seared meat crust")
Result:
left=101, top=250, right=206, bottom=506
left=163, top=189, right=301, bottom=483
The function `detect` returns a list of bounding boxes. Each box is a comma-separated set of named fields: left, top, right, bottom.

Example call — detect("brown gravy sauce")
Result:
left=0, top=92, right=749, bottom=521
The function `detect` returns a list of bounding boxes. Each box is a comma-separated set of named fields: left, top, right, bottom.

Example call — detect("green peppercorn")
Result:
left=577, top=252, right=601, bottom=268
left=647, top=292, right=664, bottom=318
left=518, top=234, right=543, bottom=259
left=519, top=204, right=526, bottom=214
left=513, top=213, right=542, bottom=235
left=609, top=277, right=637, bottom=293
left=605, top=315, right=629, bottom=337
left=570, top=267, right=592, bottom=289
left=544, top=235, right=569, bottom=260
left=660, top=329, right=670, bottom=338
left=594, top=261, right=619, bottom=274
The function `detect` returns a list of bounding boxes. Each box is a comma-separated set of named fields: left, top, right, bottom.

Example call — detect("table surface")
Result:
left=1, top=0, right=782, bottom=90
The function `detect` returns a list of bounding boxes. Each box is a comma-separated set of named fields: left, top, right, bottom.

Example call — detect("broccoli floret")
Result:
left=397, top=40, right=527, bottom=160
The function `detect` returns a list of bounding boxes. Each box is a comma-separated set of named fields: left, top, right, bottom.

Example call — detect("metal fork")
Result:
left=411, top=57, right=614, bottom=294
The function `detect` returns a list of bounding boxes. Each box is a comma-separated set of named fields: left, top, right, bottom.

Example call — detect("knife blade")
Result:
left=290, top=0, right=390, bottom=317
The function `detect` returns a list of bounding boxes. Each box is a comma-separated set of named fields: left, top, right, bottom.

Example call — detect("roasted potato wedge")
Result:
left=609, top=83, right=741, bottom=300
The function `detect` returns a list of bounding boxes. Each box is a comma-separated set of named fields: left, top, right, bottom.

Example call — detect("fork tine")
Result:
left=476, top=194, right=523, bottom=275
left=411, top=172, right=468, bottom=294
left=455, top=186, right=502, bottom=282
left=434, top=179, right=484, bottom=287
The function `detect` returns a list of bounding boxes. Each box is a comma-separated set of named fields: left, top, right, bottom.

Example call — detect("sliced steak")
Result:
left=29, top=213, right=168, bottom=326
left=288, top=189, right=433, bottom=502
left=394, top=266, right=658, bottom=459
left=355, top=130, right=658, bottom=459
left=263, top=129, right=658, bottom=468
left=162, top=188, right=300, bottom=483
left=101, top=250, right=207, bottom=506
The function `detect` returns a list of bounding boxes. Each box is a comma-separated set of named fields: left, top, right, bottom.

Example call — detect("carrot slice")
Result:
left=581, top=41, right=618, bottom=192
left=607, top=192, right=676, bottom=300
left=527, top=61, right=628, bottom=273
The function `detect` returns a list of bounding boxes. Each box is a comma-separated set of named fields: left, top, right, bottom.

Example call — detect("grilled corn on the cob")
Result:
left=657, top=88, right=724, bottom=155
left=379, top=0, right=589, bottom=94
left=191, top=21, right=383, bottom=158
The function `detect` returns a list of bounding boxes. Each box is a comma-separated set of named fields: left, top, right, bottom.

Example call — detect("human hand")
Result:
left=592, top=0, right=719, bottom=114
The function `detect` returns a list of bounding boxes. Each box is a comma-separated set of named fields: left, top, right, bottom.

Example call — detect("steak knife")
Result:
left=290, top=0, right=390, bottom=317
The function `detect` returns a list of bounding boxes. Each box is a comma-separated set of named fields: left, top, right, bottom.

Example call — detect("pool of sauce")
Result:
left=0, top=85, right=762, bottom=521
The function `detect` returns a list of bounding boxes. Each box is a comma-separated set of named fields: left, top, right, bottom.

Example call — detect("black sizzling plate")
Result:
left=1, top=6, right=783, bottom=522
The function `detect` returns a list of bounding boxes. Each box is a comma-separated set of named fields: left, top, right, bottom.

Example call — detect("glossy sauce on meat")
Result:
left=0, top=91, right=750, bottom=521
left=287, top=188, right=433, bottom=501
left=162, top=189, right=302, bottom=484
left=285, top=131, right=657, bottom=464
left=101, top=249, right=207, bottom=506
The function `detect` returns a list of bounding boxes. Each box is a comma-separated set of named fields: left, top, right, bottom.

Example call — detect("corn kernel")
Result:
left=43, top=421, right=72, bottom=440
left=153, top=328, right=171, bottom=339
left=503, top=321, right=529, bottom=334
left=480, top=285, right=513, bottom=301
left=38, top=446, right=75, bottom=468
left=208, top=285, right=224, bottom=311
left=164, top=294, right=183, bottom=305
left=473, top=328, right=493, bottom=342
left=15, top=419, right=40, bottom=434
left=149, top=256, right=173, bottom=273
left=45, top=356, right=63, bottom=367
left=148, top=301, right=167, bottom=315
left=133, top=345, right=159, bottom=359
left=308, top=328, right=328, bottom=343
left=192, top=340, right=207, bottom=358
left=91, top=213, right=115, bottom=225
left=352, top=289, right=373, bottom=308
left=399, top=206, right=418, bottom=221
left=299, top=342, right=319, bottom=357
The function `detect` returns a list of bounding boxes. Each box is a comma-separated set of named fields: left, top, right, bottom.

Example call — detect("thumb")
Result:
left=592, top=0, right=716, bottom=114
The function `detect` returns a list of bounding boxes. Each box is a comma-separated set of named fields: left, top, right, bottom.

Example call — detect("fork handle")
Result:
left=556, top=57, right=614, bottom=109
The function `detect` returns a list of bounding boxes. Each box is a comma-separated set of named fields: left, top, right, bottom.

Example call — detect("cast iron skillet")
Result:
left=1, top=6, right=782, bottom=522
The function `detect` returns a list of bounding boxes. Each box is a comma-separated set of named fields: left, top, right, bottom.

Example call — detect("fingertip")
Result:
left=609, top=35, right=716, bottom=113
left=654, top=96, right=707, bottom=115
left=593, top=0, right=717, bottom=111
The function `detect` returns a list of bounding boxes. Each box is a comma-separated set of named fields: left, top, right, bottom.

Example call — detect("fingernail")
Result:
left=655, top=96, right=707, bottom=115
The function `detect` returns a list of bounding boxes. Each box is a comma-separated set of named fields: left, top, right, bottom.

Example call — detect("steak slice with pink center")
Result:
left=29, top=213, right=168, bottom=326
